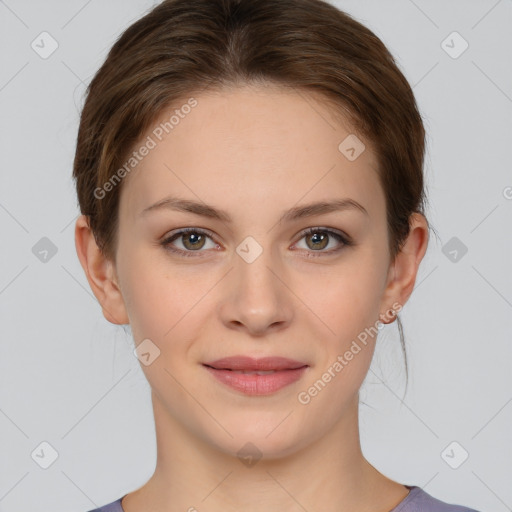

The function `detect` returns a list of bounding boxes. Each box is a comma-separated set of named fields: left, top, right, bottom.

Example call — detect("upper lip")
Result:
left=203, top=356, right=308, bottom=371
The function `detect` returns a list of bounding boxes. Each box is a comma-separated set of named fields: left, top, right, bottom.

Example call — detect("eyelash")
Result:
left=160, top=226, right=352, bottom=259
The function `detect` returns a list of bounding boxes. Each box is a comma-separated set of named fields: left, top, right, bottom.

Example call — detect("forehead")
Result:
left=119, top=84, right=384, bottom=225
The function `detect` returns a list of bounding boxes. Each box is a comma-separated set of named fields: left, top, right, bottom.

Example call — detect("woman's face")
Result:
left=111, top=84, right=404, bottom=458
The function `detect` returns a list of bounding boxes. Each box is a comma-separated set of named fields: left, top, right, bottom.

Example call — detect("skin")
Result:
left=75, top=83, right=429, bottom=512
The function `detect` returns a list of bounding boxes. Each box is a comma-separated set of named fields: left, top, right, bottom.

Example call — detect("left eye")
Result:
left=293, top=227, right=349, bottom=255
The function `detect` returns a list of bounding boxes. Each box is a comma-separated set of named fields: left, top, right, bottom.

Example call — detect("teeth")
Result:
left=230, top=370, right=277, bottom=375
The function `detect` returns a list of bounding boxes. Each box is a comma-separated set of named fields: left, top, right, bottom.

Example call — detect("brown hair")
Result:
left=73, top=0, right=433, bottom=392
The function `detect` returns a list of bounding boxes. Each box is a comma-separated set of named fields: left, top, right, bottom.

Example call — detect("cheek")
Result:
left=302, top=258, right=385, bottom=342
left=119, top=253, right=215, bottom=347
left=117, top=252, right=174, bottom=339
left=298, top=266, right=382, bottom=413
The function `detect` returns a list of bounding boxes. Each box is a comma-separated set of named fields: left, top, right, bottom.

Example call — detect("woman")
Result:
left=73, top=0, right=480, bottom=510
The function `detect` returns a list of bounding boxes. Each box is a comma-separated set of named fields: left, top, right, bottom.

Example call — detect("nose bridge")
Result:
left=220, top=236, right=293, bottom=333
left=234, top=237, right=281, bottom=303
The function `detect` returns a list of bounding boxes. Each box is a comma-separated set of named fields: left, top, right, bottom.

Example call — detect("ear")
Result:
left=379, top=212, right=429, bottom=323
left=74, top=214, right=129, bottom=325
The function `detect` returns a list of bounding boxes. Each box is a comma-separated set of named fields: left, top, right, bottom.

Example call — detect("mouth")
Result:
left=201, top=356, right=309, bottom=395
left=202, top=355, right=308, bottom=372
left=204, top=369, right=290, bottom=375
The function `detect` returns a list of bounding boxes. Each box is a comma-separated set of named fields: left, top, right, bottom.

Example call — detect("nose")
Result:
left=218, top=245, right=294, bottom=337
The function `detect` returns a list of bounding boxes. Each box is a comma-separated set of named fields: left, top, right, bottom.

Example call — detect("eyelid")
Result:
left=294, top=226, right=350, bottom=243
left=291, top=226, right=351, bottom=255
left=160, top=227, right=219, bottom=258
left=160, top=226, right=352, bottom=257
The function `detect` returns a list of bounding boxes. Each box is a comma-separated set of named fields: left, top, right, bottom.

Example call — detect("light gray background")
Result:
left=1, top=1, right=511, bottom=511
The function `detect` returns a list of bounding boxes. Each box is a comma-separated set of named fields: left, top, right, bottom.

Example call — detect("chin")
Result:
left=209, top=417, right=308, bottom=462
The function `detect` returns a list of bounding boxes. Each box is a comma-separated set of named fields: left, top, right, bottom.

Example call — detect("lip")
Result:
left=203, top=356, right=308, bottom=371
left=202, top=356, right=309, bottom=395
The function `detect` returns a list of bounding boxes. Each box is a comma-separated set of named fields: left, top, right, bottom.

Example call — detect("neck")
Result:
left=122, top=392, right=408, bottom=512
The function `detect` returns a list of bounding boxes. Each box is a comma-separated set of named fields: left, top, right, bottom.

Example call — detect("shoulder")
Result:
left=86, top=497, right=124, bottom=512
left=394, top=485, right=481, bottom=512
left=85, top=487, right=482, bottom=512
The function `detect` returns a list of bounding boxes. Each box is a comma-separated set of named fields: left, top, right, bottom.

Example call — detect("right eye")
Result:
left=160, top=227, right=220, bottom=257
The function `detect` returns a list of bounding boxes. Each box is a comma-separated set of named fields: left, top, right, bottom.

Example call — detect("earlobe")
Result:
left=379, top=213, right=429, bottom=323
left=74, top=215, right=129, bottom=325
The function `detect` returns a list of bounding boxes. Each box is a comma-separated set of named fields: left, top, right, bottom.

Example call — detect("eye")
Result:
left=292, top=227, right=351, bottom=257
left=160, top=226, right=352, bottom=258
left=161, top=228, right=219, bottom=257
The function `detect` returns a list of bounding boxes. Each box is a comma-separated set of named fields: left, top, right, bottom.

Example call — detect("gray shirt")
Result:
left=86, top=485, right=481, bottom=511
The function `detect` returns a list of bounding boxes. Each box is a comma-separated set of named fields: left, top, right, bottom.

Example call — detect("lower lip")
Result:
left=203, top=365, right=308, bottom=395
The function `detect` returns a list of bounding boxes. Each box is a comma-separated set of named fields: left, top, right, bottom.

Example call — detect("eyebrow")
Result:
left=140, top=195, right=368, bottom=223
